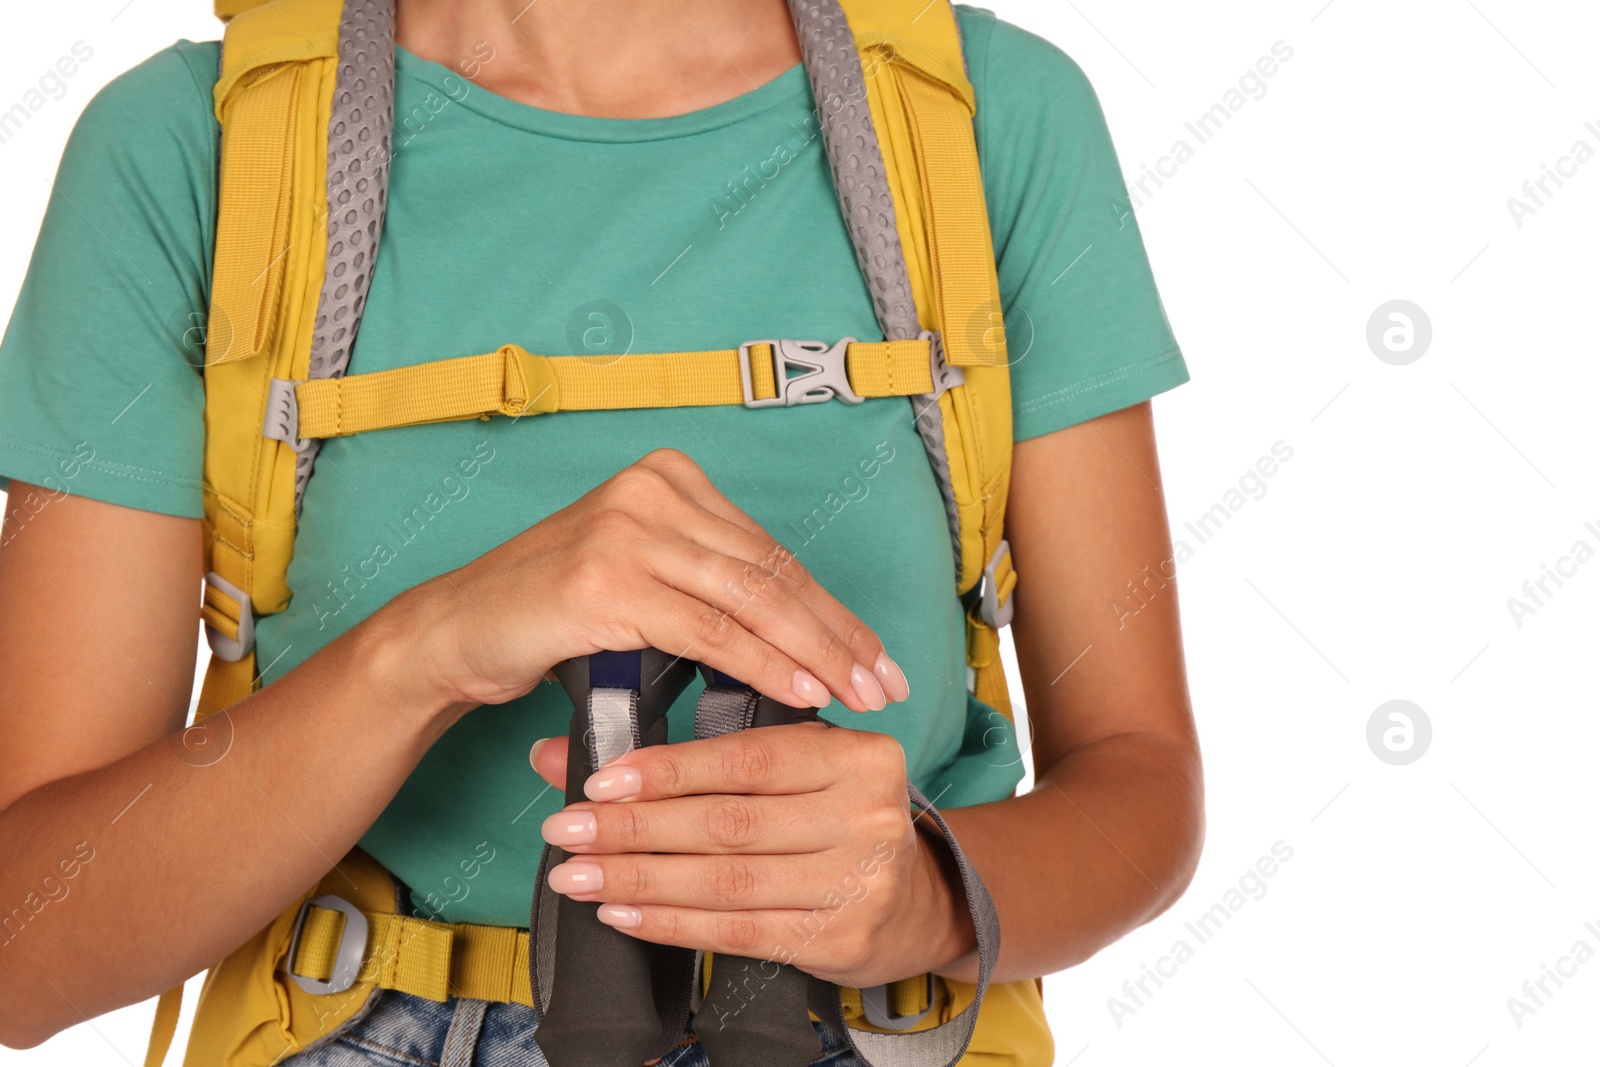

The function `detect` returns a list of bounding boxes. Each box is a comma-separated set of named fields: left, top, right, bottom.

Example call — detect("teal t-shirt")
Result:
left=0, top=7, right=1187, bottom=925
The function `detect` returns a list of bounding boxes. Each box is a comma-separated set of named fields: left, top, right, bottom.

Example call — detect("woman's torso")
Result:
left=244, top=29, right=1023, bottom=925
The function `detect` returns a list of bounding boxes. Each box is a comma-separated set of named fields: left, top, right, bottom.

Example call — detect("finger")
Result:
left=636, top=451, right=905, bottom=705
left=595, top=901, right=797, bottom=962
left=591, top=902, right=863, bottom=982
left=542, top=791, right=837, bottom=856
left=529, top=735, right=569, bottom=790
left=599, top=722, right=910, bottom=806
left=648, top=537, right=881, bottom=713
left=631, top=448, right=751, bottom=528
left=598, top=450, right=894, bottom=709
left=629, top=583, right=828, bottom=711
left=547, top=852, right=837, bottom=911
left=683, top=510, right=901, bottom=709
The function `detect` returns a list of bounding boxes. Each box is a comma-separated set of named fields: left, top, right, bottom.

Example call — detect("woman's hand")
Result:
left=529, top=723, right=976, bottom=989
left=390, top=448, right=911, bottom=715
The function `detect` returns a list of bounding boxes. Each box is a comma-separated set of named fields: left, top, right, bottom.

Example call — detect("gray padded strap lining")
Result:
left=839, top=783, right=1000, bottom=1067
left=588, top=687, right=641, bottom=770
left=911, top=394, right=963, bottom=582
left=294, top=0, right=396, bottom=513
left=786, top=0, right=920, bottom=343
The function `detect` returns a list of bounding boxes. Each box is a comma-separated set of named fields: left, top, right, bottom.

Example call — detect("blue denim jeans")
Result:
left=280, top=988, right=868, bottom=1066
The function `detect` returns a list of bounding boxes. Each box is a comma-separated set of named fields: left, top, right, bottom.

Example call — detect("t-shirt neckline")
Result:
left=394, top=44, right=812, bottom=143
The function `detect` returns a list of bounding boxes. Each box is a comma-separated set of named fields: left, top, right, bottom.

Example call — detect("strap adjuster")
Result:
left=738, top=338, right=864, bottom=408
left=921, top=330, right=964, bottom=399
left=979, top=539, right=1015, bottom=629
left=284, top=894, right=370, bottom=996
left=859, top=974, right=937, bottom=1031
left=262, top=377, right=312, bottom=453
left=203, top=571, right=255, bottom=662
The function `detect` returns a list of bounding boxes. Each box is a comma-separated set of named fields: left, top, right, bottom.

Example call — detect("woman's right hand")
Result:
left=390, top=448, right=911, bottom=716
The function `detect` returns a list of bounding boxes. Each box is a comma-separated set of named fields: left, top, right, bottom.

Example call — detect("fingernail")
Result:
left=874, top=652, right=910, bottom=702
left=596, top=903, right=642, bottom=929
left=792, top=669, right=831, bottom=709
left=851, top=663, right=887, bottom=711
left=547, top=861, right=604, bottom=894
left=542, top=809, right=596, bottom=846
left=529, top=737, right=548, bottom=771
left=585, top=764, right=641, bottom=801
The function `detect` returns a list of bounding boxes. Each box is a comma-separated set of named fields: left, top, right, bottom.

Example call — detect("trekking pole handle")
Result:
left=535, top=649, right=698, bottom=1067
left=690, top=665, right=825, bottom=1064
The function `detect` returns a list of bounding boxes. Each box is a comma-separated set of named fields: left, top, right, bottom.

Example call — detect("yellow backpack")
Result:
left=148, top=0, right=1047, bottom=1064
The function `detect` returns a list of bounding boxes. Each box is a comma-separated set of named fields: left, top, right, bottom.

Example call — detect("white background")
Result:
left=2, top=1, right=1596, bottom=1064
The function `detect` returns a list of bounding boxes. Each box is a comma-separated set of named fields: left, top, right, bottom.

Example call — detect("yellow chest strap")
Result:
left=270, top=334, right=958, bottom=444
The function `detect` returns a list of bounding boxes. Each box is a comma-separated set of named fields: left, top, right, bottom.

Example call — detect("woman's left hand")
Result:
left=530, top=722, right=974, bottom=989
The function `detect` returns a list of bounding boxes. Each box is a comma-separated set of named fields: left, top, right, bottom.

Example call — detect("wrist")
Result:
left=355, top=582, right=480, bottom=738
left=911, top=812, right=980, bottom=983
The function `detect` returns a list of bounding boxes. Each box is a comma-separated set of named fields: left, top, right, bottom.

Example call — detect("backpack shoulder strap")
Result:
left=150, top=5, right=366, bottom=1064
left=198, top=0, right=339, bottom=710
left=198, top=0, right=392, bottom=718
left=788, top=8, right=1013, bottom=1064
left=806, top=0, right=1016, bottom=712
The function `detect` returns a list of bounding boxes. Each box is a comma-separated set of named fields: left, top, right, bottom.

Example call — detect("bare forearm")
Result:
left=931, top=730, right=1204, bottom=985
left=0, top=592, right=465, bottom=1048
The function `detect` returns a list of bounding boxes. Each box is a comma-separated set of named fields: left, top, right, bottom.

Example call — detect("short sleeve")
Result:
left=0, top=41, right=219, bottom=518
left=959, top=7, right=1189, bottom=441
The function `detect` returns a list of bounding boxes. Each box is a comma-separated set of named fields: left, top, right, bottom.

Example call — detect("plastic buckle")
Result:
left=204, top=571, right=255, bottom=662
left=979, top=538, right=1015, bottom=629
left=262, top=377, right=312, bottom=453
left=284, top=894, right=370, bottom=996
left=921, top=330, right=964, bottom=399
left=738, top=338, right=864, bottom=408
left=859, top=974, right=936, bottom=1031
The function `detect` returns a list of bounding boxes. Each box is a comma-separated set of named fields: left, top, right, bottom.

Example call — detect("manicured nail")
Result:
left=529, top=737, right=548, bottom=771
left=585, top=764, right=641, bottom=801
left=850, top=663, right=887, bottom=711
left=542, top=809, right=596, bottom=846
left=547, top=861, right=604, bottom=894
left=874, top=651, right=910, bottom=702
left=792, top=669, right=831, bottom=709
left=596, top=903, right=642, bottom=929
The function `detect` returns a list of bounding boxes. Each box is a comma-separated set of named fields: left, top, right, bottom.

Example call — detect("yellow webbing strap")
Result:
left=293, top=339, right=939, bottom=440
left=837, top=978, right=936, bottom=1022
left=206, top=63, right=303, bottom=368
left=989, top=549, right=1017, bottom=608
left=855, top=32, right=974, bottom=116
left=200, top=581, right=243, bottom=642
left=142, top=986, right=183, bottom=1067
left=289, top=905, right=532, bottom=1006
left=196, top=653, right=258, bottom=724
left=967, top=615, right=1012, bottom=722
left=286, top=907, right=935, bottom=1023
left=195, top=579, right=259, bottom=723
left=894, top=69, right=1002, bottom=370
left=966, top=541, right=1016, bottom=718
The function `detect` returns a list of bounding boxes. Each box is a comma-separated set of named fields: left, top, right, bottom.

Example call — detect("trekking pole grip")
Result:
left=533, top=650, right=697, bottom=1067
left=691, top=669, right=824, bottom=1066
